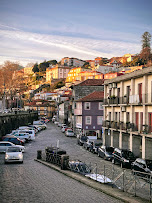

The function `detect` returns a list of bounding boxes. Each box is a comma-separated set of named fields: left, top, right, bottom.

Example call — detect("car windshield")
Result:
left=81, top=136, right=87, bottom=141
left=122, top=151, right=135, bottom=159
left=7, top=148, right=21, bottom=152
left=95, top=143, right=102, bottom=146
left=106, top=147, right=114, bottom=152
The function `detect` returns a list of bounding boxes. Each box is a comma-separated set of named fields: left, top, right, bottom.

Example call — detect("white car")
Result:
left=61, top=126, right=67, bottom=133
left=58, top=123, right=62, bottom=127
left=5, top=147, right=23, bottom=163
left=0, top=141, right=25, bottom=153
left=61, top=124, right=67, bottom=128
left=65, top=129, right=75, bottom=137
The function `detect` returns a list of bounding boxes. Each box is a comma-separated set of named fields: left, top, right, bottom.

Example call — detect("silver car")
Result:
left=0, top=141, right=25, bottom=153
left=5, top=147, right=23, bottom=163
left=65, top=129, right=75, bottom=137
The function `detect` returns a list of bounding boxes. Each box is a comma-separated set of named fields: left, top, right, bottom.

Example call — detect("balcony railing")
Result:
left=103, top=94, right=152, bottom=105
left=103, top=121, right=152, bottom=134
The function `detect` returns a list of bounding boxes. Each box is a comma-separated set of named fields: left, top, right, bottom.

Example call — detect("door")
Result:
left=135, top=112, right=139, bottom=131
left=127, top=86, right=130, bottom=103
left=140, top=112, right=143, bottom=132
left=138, top=83, right=142, bottom=103
left=149, top=113, right=152, bottom=132
left=117, top=88, right=120, bottom=103
left=0, top=143, right=6, bottom=152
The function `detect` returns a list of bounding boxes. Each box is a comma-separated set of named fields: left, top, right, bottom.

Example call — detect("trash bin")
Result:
left=61, top=155, right=69, bottom=170
left=37, top=150, right=42, bottom=159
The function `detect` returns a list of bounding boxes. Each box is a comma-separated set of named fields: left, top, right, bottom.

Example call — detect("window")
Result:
left=97, top=116, right=103, bottom=125
left=85, top=116, right=91, bottom=125
left=74, top=103, right=77, bottom=109
left=85, top=102, right=90, bottom=110
left=99, top=102, right=103, bottom=110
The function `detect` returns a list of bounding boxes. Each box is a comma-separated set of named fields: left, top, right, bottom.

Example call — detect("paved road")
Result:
left=0, top=123, right=122, bottom=203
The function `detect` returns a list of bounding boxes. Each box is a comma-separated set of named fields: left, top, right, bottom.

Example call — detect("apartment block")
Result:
left=102, top=66, right=152, bottom=160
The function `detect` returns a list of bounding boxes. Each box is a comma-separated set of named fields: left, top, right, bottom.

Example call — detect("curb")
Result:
left=34, top=158, right=147, bottom=203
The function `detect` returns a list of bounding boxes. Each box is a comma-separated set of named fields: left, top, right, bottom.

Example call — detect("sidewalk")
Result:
left=35, top=158, right=147, bottom=203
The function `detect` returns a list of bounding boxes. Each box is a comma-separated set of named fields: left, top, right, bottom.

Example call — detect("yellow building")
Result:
left=103, top=66, right=152, bottom=160
left=66, top=67, right=89, bottom=83
left=46, top=65, right=71, bottom=82
left=76, top=70, right=101, bottom=82
left=24, top=66, right=34, bottom=75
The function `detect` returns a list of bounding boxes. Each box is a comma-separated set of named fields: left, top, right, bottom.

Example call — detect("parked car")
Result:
left=112, top=148, right=136, bottom=168
left=131, top=158, right=152, bottom=175
left=77, top=136, right=88, bottom=146
left=61, top=126, right=67, bottom=133
left=65, top=129, right=75, bottom=137
left=13, top=133, right=31, bottom=142
left=98, top=145, right=114, bottom=161
left=61, top=124, right=67, bottom=128
left=0, top=141, right=25, bottom=153
left=28, top=125, right=39, bottom=133
left=89, top=140, right=102, bottom=153
left=2, top=135, right=25, bottom=145
left=58, top=123, right=62, bottom=127
left=18, top=126, right=38, bottom=134
left=11, top=129, right=35, bottom=140
left=83, top=139, right=96, bottom=150
left=33, top=121, right=47, bottom=129
left=4, top=147, right=23, bottom=164
left=52, top=115, right=56, bottom=122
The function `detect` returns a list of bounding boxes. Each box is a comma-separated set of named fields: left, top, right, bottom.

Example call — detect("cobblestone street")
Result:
left=0, top=123, right=122, bottom=203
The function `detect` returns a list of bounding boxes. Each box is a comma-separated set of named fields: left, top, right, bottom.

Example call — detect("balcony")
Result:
left=103, top=120, right=111, bottom=128
left=103, top=120, right=152, bottom=135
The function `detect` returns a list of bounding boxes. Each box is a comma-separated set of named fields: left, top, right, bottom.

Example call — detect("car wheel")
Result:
left=112, top=158, right=115, bottom=164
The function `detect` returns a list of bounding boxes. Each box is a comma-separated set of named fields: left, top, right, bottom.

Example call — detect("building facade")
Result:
left=102, top=66, right=152, bottom=160
left=46, top=65, right=71, bottom=81
left=75, top=91, right=104, bottom=138
left=61, top=57, right=85, bottom=67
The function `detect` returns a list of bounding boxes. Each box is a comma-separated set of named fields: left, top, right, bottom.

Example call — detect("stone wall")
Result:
left=0, top=111, right=38, bottom=139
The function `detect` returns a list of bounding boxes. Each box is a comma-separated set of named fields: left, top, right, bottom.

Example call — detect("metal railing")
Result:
left=103, top=121, right=152, bottom=134
left=89, top=163, right=152, bottom=201
left=41, top=150, right=152, bottom=201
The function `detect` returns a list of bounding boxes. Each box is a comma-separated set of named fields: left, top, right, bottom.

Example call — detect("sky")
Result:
left=0, top=0, right=152, bottom=66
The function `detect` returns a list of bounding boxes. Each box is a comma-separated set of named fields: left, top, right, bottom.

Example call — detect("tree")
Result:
left=141, top=31, right=151, bottom=50
left=47, top=60, right=57, bottom=66
left=140, top=32, right=152, bottom=65
left=0, top=61, right=20, bottom=89
left=82, top=62, right=89, bottom=68
left=99, top=58, right=108, bottom=66
left=32, top=63, right=39, bottom=73
left=130, top=56, right=142, bottom=66
left=38, top=60, right=49, bottom=72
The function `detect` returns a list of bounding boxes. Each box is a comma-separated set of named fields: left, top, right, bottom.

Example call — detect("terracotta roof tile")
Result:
left=76, top=91, right=104, bottom=102
left=75, top=79, right=104, bottom=86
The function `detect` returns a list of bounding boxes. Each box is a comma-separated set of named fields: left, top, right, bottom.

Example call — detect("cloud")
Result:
left=0, top=25, right=141, bottom=66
